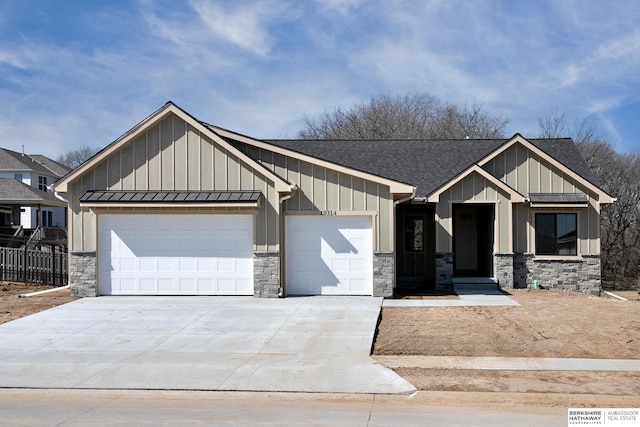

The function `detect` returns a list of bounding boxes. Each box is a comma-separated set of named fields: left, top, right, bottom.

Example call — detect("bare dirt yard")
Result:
left=0, top=282, right=77, bottom=325
left=373, top=288, right=640, bottom=405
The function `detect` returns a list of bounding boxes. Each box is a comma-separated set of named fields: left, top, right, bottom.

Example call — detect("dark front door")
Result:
left=395, top=203, right=436, bottom=293
left=453, top=204, right=494, bottom=277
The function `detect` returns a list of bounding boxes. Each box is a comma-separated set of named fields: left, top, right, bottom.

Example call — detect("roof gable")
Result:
left=426, top=165, right=526, bottom=203
left=53, top=102, right=292, bottom=194
left=210, top=125, right=415, bottom=195
left=477, top=134, right=614, bottom=203
left=262, top=138, right=505, bottom=197
left=0, top=148, right=58, bottom=176
left=260, top=135, right=611, bottom=202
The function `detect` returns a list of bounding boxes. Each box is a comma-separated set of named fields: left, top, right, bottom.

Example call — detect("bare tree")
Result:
left=538, top=112, right=640, bottom=286
left=56, top=146, right=100, bottom=169
left=299, top=94, right=508, bottom=140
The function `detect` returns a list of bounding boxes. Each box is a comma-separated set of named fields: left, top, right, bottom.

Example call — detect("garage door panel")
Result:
left=286, top=216, right=372, bottom=296
left=99, top=214, right=254, bottom=295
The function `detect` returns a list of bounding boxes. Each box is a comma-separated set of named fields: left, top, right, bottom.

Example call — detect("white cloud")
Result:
left=189, top=0, right=291, bottom=56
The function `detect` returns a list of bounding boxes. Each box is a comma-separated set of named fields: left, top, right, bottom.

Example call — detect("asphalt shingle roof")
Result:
left=29, top=155, right=71, bottom=177
left=0, top=148, right=57, bottom=176
left=257, top=137, right=598, bottom=197
left=0, top=178, right=67, bottom=206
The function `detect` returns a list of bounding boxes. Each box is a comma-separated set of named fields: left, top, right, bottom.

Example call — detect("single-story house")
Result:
left=53, top=102, right=614, bottom=298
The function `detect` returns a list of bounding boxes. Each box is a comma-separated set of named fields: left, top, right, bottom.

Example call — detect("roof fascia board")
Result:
left=427, top=164, right=526, bottom=203
left=169, top=108, right=292, bottom=194
left=0, top=199, right=67, bottom=207
left=477, top=134, right=615, bottom=204
left=53, top=103, right=176, bottom=193
left=212, top=127, right=414, bottom=195
left=54, top=103, right=292, bottom=194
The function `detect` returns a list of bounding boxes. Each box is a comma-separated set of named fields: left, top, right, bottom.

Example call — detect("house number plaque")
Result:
left=320, top=210, right=337, bottom=216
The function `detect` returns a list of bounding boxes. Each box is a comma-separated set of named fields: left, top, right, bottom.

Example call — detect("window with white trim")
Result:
left=535, top=213, right=577, bottom=255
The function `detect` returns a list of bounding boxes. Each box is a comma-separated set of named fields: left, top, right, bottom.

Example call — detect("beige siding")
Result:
left=233, top=142, right=394, bottom=251
left=68, top=113, right=279, bottom=252
left=434, top=171, right=511, bottom=252
left=147, top=127, right=160, bottom=190
left=482, top=143, right=601, bottom=255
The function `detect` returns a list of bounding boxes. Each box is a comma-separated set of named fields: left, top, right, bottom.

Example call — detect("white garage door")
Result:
left=285, top=215, right=372, bottom=295
left=98, top=214, right=253, bottom=295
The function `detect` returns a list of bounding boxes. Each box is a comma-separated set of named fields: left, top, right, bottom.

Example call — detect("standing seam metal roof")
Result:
left=80, top=191, right=262, bottom=204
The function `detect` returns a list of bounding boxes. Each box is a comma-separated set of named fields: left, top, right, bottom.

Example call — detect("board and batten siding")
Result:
left=233, top=143, right=394, bottom=252
left=435, top=171, right=512, bottom=253
left=68, top=113, right=279, bottom=253
left=483, top=143, right=600, bottom=254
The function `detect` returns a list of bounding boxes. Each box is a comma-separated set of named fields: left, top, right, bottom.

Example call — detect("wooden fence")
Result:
left=0, top=244, right=68, bottom=286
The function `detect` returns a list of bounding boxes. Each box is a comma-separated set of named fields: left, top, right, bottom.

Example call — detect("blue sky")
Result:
left=1, top=0, right=639, bottom=159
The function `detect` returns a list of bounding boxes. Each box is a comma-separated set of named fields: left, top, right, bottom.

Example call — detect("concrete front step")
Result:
left=452, top=277, right=499, bottom=285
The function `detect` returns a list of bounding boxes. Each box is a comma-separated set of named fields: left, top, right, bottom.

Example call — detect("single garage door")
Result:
left=285, top=215, right=372, bottom=295
left=98, top=214, right=253, bottom=295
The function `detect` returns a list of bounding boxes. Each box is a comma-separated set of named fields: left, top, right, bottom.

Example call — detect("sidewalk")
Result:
left=374, top=355, right=640, bottom=371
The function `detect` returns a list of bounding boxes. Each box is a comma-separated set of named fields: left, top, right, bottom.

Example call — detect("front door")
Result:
left=453, top=204, right=494, bottom=277
left=395, top=203, right=436, bottom=293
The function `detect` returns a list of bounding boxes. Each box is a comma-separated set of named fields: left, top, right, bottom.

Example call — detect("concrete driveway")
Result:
left=0, top=296, right=415, bottom=394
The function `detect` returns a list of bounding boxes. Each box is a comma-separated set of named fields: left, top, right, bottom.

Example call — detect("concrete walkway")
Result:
left=375, top=355, right=640, bottom=371
left=0, top=296, right=415, bottom=394
left=384, top=284, right=519, bottom=307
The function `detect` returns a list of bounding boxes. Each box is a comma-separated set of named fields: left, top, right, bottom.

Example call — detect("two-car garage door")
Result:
left=285, top=215, right=373, bottom=295
left=98, top=214, right=253, bottom=295
left=98, top=213, right=373, bottom=296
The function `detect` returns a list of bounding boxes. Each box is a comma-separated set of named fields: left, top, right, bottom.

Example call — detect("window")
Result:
left=13, top=173, right=23, bottom=182
left=405, top=216, right=424, bottom=251
left=42, top=210, right=53, bottom=227
left=38, top=176, right=48, bottom=192
left=535, top=213, right=577, bottom=255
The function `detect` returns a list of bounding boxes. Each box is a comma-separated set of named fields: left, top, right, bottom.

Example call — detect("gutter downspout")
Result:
left=278, top=184, right=298, bottom=298
left=19, top=284, right=70, bottom=298
left=52, top=188, right=69, bottom=228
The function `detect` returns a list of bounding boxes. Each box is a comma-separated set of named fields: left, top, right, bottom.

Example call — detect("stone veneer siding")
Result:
left=253, top=251, right=280, bottom=298
left=525, top=254, right=602, bottom=295
left=435, top=252, right=453, bottom=291
left=373, top=252, right=394, bottom=297
left=494, top=253, right=514, bottom=289
left=513, top=253, right=530, bottom=288
left=69, top=251, right=97, bottom=297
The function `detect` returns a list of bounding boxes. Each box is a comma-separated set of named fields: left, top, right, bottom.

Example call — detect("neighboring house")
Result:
left=0, top=148, right=70, bottom=228
left=53, top=102, right=614, bottom=298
